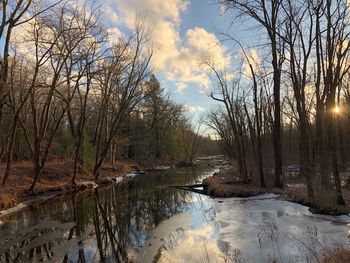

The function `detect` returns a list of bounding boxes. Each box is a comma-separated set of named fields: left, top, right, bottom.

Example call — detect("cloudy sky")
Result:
left=101, top=0, right=255, bottom=121
left=6, top=0, right=259, bottom=124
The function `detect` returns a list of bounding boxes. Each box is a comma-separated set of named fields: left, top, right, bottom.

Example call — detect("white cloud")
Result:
left=157, top=223, right=225, bottom=262
left=241, top=49, right=261, bottom=77
left=101, top=4, right=119, bottom=24
left=163, top=27, right=230, bottom=93
left=182, top=104, right=206, bottom=113
left=106, top=27, right=124, bottom=45
left=102, top=0, right=230, bottom=93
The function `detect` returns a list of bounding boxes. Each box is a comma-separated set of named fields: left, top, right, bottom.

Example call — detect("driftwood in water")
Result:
left=175, top=162, right=196, bottom=167
left=167, top=183, right=208, bottom=195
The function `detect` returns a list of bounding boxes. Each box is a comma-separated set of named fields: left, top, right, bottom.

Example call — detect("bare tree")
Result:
left=16, top=2, right=103, bottom=191
left=225, top=35, right=266, bottom=187
left=0, top=0, right=62, bottom=123
left=180, top=119, right=201, bottom=164
left=282, top=0, right=315, bottom=198
left=206, top=109, right=236, bottom=161
left=63, top=4, right=107, bottom=188
left=92, top=23, right=153, bottom=180
left=222, top=0, right=285, bottom=188
left=311, top=0, right=350, bottom=205
left=208, top=62, right=249, bottom=182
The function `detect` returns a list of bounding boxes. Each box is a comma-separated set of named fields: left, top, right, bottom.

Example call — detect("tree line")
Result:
left=0, top=0, right=216, bottom=191
left=207, top=0, right=350, bottom=208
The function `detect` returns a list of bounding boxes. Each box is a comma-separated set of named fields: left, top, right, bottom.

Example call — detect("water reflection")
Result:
left=0, top=166, right=216, bottom=263
left=1, top=164, right=348, bottom=263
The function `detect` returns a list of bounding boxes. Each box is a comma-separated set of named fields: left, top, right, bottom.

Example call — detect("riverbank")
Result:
left=1, top=159, right=349, bottom=262
left=0, top=158, right=175, bottom=213
left=203, top=166, right=350, bottom=215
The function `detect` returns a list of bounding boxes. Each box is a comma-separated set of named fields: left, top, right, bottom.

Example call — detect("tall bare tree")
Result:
left=313, top=0, right=350, bottom=205
left=208, top=62, right=249, bottom=182
left=282, top=0, right=315, bottom=198
left=92, top=24, right=153, bottom=180
left=16, top=2, right=103, bottom=191
left=222, top=0, right=285, bottom=188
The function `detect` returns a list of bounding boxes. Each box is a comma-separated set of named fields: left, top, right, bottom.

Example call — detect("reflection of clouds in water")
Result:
left=157, top=223, right=233, bottom=263
left=141, top=192, right=226, bottom=262
left=3, top=165, right=350, bottom=262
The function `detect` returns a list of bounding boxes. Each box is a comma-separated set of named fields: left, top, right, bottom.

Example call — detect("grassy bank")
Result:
left=203, top=171, right=266, bottom=198
left=203, top=166, right=350, bottom=215
left=321, top=247, right=350, bottom=263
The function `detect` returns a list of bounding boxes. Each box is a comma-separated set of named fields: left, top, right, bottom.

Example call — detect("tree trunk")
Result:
left=72, top=143, right=81, bottom=189
left=272, top=67, right=283, bottom=188
left=299, top=116, right=314, bottom=198
left=2, top=117, right=18, bottom=186
left=29, top=156, right=43, bottom=192
left=271, top=32, right=283, bottom=188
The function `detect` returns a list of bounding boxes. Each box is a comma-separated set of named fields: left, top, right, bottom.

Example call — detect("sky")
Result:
left=4, top=0, right=261, bottom=130
left=100, top=0, right=252, bottom=123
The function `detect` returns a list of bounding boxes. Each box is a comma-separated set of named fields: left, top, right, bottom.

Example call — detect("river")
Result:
left=0, top=159, right=349, bottom=263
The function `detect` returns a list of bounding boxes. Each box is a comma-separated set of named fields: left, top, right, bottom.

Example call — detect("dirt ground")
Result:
left=0, top=159, right=138, bottom=210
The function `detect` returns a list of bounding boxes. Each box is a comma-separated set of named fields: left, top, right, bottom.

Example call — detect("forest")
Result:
left=2, top=0, right=350, bottom=262
left=204, top=0, right=350, bottom=213
left=0, top=0, right=217, bottom=196
left=0, top=0, right=350, bottom=210
left=0, top=0, right=350, bottom=211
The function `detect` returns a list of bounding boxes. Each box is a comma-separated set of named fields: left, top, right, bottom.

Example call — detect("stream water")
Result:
left=0, top=160, right=349, bottom=263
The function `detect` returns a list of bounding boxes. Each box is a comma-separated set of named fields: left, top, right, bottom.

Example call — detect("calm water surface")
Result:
left=0, top=161, right=349, bottom=263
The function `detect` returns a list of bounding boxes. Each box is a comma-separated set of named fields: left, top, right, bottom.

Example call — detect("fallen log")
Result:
left=164, top=183, right=209, bottom=195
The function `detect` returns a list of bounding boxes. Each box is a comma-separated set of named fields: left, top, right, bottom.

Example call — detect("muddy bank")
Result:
left=0, top=159, right=176, bottom=213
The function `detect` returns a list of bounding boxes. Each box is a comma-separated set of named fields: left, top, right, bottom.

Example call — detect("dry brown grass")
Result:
left=321, top=247, right=350, bottom=263
left=205, top=167, right=350, bottom=215
left=283, top=183, right=350, bottom=215
left=0, top=189, right=19, bottom=209
left=204, top=180, right=266, bottom=197
left=203, top=168, right=265, bottom=198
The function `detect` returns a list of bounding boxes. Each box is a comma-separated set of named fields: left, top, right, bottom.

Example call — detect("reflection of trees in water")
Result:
left=0, top=193, right=91, bottom=263
left=89, top=177, right=190, bottom=262
left=191, top=193, right=216, bottom=224
left=0, top=167, right=206, bottom=262
left=93, top=189, right=129, bottom=262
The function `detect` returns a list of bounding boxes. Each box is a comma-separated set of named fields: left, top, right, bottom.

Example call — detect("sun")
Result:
left=334, top=105, right=341, bottom=114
